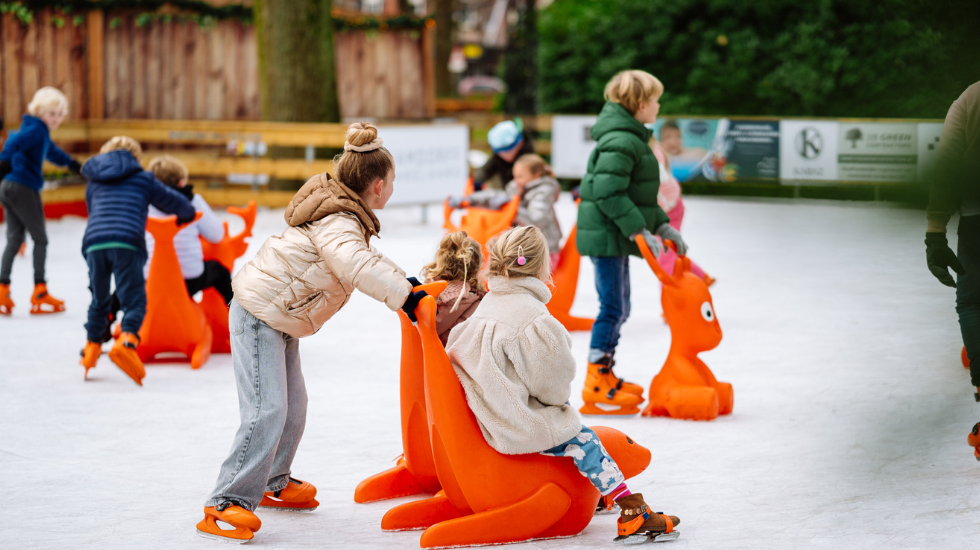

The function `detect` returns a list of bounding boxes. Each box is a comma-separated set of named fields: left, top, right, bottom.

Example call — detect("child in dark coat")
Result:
left=78, top=136, right=195, bottom=385
left=0, top=87, right=83, bottom=315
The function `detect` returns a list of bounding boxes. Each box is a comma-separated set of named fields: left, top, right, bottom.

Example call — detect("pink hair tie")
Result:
left=517, top=246, right=526, bottom=266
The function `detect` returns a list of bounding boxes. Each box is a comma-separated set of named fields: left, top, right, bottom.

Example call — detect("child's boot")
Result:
left=0, top=283, right=13, bottom=315
left=594, top=353, right=644, bottom=396
left=109, top=332, right=145, bottom=386
left=613, top=493, right=680, bottom=544
left=80, top=341, right=101, bottom=379
left=580, top=362, right=644, bottom=415
left=30, top=283, right=65, bottom=314
left=259, top=477, right=319, bottom=511
left=196, top=501, right=262, bottom=543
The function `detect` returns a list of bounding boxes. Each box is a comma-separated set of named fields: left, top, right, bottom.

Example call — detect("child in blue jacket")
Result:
left=0, top=87, right=83, bottom=315
left=79, top=136, right=195, bottom=386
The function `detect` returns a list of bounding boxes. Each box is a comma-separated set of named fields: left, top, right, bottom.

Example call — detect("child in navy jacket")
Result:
left=79, top=136, right=195, bottom=385
left=0, top=87, right=83, bottom=315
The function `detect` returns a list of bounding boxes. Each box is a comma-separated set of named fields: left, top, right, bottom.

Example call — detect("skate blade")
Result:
left=196, top=528, right=252, bottom=544
left=615, top=530, right=680, bottom=545
left=580, top=402, right=641, bottom=416
left=256, top=504, right=318, bottom=512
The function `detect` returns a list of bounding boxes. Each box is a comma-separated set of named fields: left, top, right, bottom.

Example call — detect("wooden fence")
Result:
left=0, top=9, right=433, bottom=127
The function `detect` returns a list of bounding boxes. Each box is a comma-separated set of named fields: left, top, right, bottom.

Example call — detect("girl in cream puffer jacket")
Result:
left=199, top=123, right=427, bottom=543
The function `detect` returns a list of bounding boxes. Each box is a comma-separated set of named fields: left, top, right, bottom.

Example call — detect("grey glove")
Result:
left=632, top=228, right=662, bottom=258
left=655, top=223, right=688, bottom=256
left=489, top=194, right=512, bottom=210
left=447, top=195, right=465, bottom=208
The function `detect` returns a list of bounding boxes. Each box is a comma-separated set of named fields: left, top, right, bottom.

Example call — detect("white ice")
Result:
left=1, top=195, right=975, bottom=549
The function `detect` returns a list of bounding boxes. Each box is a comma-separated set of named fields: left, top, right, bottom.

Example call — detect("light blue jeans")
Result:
left=540, top=426, right=625, bottom=495
left=205, top=300, right=308, bottom=511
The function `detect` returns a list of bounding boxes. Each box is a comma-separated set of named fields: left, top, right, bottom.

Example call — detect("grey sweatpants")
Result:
left=0, top=179, right=47, bottom=285
left=205, top=300, right=308, bottom=511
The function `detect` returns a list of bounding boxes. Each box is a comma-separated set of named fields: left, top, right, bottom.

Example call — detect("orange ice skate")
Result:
left=0, top=283, right=12, bottom=315
left=80, top=341, right=101, bottom=379
left=108, top=332, right=145, bottom=386
left=196, top=503, right=261, bottom=544
left=259, top=478, right=319, bottom=511
left=30, top=283, right=65, bottom=314
left=970, top=422, right=980, bottom=461
left=580, top=362, right=644, bottom=416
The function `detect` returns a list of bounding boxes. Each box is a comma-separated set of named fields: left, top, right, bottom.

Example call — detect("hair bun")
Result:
left=346, top=122, right=378, bottom=148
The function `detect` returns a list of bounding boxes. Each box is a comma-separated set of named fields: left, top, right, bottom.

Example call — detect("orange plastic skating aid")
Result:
left=0, top=283, right=12, bottom=315
left=970, top=423, right=980, bottom=461
left=580, top=362, right=644, bottom=416
left=637, top=239, right=733, bottom=421
left=546, top=225, right=595, bottom=332
left=356, top=282, right=448, bottom=503
left=963, top=346, right=969, bottom=369
left=443, top=195, right=521, bottom=249
left=30, top=283, right=65, bottom=314
left=380, top=297, right=652, bottom=547
left=196, top=505, right=261, bottom=543
left=138, top=213, right=213, bottom=369
left=80, top=341, right=101, bottom=379
left=200, top=202, right=256, bottom=354
left=109, top=332, right=145, bottom=386
left=260, top=478, right=320, bottom=511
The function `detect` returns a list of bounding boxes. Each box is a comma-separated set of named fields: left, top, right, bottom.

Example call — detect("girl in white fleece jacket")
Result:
left=445, top=226, right=680, bottom=542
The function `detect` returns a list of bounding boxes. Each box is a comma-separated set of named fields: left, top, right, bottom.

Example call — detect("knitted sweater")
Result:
left=445, top=276, right=583, bottom=455
left=0, top=115, right=73, bottom=191
left=434, top=281, right=485, bottom=346
left=80, top=150, right=195, bottom=259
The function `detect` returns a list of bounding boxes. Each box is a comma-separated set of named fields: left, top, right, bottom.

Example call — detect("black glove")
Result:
left=68, top=159, right=83, bottom=175
left=401, top=289, right=428, bottom=323
left=406, top=277, right=422, bottom=288
left=925, top=232, right=965, bottom=288
left=177, top=184, right=195, bottom=201
left=0, top=159, right=11, bottom=181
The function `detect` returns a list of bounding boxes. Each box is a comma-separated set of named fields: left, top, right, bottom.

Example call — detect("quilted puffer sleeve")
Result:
left=315, top=215, right=411, bottom=311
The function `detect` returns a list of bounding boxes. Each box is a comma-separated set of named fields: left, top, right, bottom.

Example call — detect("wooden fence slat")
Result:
left=131, top=17, right=147, bottom=119
left=146, top=21, right=161, bottom=119
left=70, top=18, right=88, bottom=120
left=171, top=22, right=186, bottom=119
left=38, top=11, right=56, bottom=88
left=193, top=25, right=207, bottom=119
left=0, top=14, right=5, bottom=127
left=242, top=26, right=259, bottom=119
left=160, top=20, right=175, bottom=119
left=207, top=26, right=224, bottom=119
left=104, top=15, right=119, bottom=118
left=4, top=15, right=25, bottom=124
left=54, top=16, right=72, bottom=108
left=86, top=11, right=104, bottom=120
left=223, top=23, right=242, bottom=119
left=22, top=16, right=39, bottom=105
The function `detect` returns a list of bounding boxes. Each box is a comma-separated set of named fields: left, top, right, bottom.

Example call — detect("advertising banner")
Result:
left=380, top=124, right=469, bottom=205
left=837, top=123, right=918, bottom=182
left=651, top=118, right=718, bottom=182
left=551, top=115, right=597, bottom=179
left=779, top=120, right=840, bottom=182
left=917, top=123, right=944, bottom=182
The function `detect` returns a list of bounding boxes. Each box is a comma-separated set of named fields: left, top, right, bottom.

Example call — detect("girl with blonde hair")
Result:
left=196, top=122, right=428, bottom=543
left=420, top=231, right=486, bottom=345
left=446, top=225, right=681, bottom=542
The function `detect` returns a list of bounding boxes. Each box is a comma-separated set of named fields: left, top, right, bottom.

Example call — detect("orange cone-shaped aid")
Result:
left=546, top=225, right=594, bottom=332
left=443, top=195, right=521, bottom=249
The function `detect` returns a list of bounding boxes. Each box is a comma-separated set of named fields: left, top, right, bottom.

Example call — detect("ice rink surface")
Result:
left=1, top=195, right=977, bottom=549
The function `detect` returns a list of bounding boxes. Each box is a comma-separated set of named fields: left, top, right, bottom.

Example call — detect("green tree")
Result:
left=254, top=0, right=340, bottom=122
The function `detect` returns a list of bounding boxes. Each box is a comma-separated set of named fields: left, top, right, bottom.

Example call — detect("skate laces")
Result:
left=216, top=499, right=251, bottom=512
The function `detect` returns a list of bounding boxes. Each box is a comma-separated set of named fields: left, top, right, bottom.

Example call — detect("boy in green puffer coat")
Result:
left=576, top=70, right=689, bottom=415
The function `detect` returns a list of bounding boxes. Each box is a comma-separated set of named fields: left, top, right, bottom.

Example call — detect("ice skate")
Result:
left=594, top=353, right=644, bottom=396
left=29, top=283, right=65, bottom=314
left=108, top=332, right=145, bottom=386
left=580, top=362, right=644, bottom=415
left=196, top=502, right=261, bottom=544
left=613, top=493, right=680, bottom=544
left=259, top=477, right=319, bottom=511
left=969, top=422, right=980, bottom=461
left=80, top=341, right=101, bottom=380
left=0, top=283, right=13, bottom=315
left=595, top=493, right=621, bottom=515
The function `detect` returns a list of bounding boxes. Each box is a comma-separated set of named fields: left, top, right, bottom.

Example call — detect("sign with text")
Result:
left=779, top=120, right=840, bottom=182
left=551, top=115, right=598, bottom=179
left=837, top=123, right=918, bottom=182
left=379, top=125, right=469, bottom=205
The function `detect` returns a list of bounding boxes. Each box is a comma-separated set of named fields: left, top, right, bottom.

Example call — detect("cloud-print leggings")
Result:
left=540, top=425, right=625, bottom=495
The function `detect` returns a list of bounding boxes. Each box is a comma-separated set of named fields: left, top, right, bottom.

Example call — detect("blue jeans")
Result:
left=85, top=248, right=146, bottom=342
left=957, top=216, right=980, bottom=388
left=206, top=300, right=308, bottom=511
left=540, top=426, right=625, bottom=495
left=589, top=256, right=631, bottom=358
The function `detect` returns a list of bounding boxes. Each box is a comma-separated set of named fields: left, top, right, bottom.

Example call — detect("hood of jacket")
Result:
left=81, top=150, right=145, bottom=183
left=589, top=101, right=652, bottom=143
left=486, top=275, right=552, bottom=305
left=19, top=114, right=48, bottom=136
left=284, top=172, right=381, bottom=238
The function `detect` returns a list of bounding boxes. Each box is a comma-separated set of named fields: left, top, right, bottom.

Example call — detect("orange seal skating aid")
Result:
left=259, top=478, right=319, bottom=511
left=196, top=503, right=261, bottom=543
